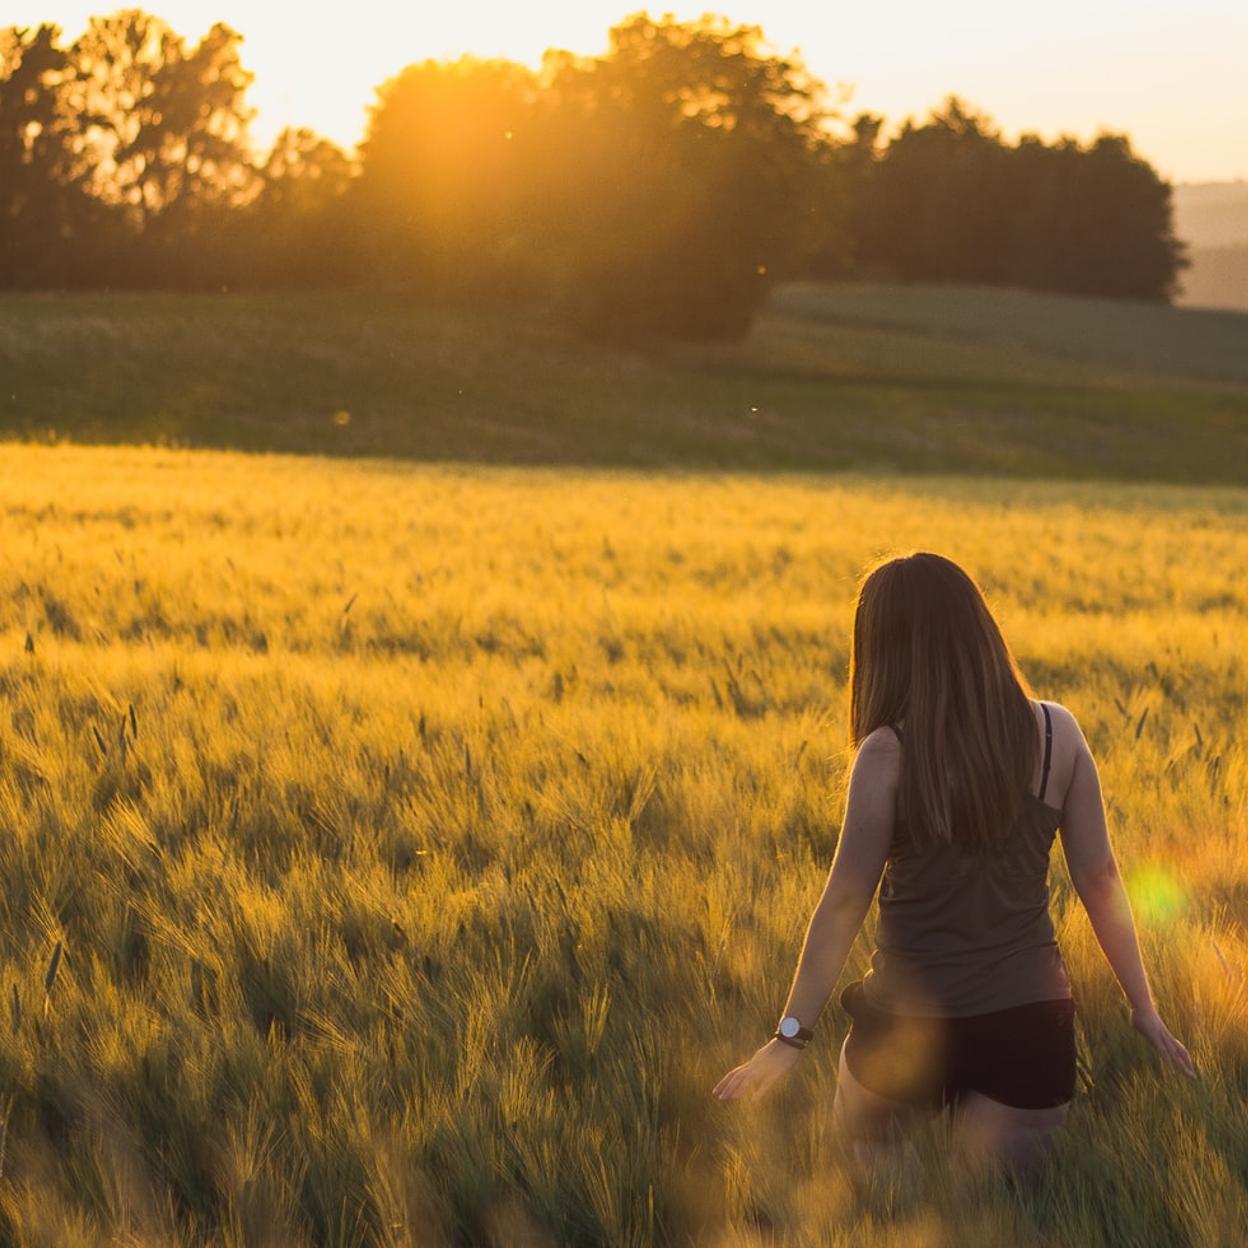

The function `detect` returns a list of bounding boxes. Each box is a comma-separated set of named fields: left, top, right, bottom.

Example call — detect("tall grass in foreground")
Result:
left=0, top=443, right=1244, bottom=1246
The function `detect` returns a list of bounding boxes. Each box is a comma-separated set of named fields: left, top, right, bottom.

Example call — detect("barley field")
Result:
left=0, top=441, right=1245, bottom=1247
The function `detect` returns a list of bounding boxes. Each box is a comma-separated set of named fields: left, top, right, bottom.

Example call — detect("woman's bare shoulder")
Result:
left=1034, top=699, right=1086, bottom=745
left=852, top=726, right=902, bottom=775
left=858, top=724, right=902, bottom=754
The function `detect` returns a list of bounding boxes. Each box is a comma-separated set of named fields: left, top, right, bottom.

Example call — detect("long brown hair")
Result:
left=848, top=551, right=1040, bottom=851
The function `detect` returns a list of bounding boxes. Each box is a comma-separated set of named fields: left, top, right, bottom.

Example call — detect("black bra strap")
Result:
left=1038, top=703, right=1053, bottom=801
left=887, top=713, right=1051, bottom=799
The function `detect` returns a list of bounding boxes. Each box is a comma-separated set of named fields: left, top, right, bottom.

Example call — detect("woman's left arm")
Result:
left=712, top=728, right=899, bottom=1103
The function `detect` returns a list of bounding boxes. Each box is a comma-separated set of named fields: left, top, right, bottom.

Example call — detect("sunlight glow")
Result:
left=10, top=2, right=1248, bottom=181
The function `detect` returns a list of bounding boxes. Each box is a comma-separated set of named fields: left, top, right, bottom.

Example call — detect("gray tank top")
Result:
left=859, top=704, right=1073, bottom=1017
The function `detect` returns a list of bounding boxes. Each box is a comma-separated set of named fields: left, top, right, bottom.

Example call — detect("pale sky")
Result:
left=9, top=1, right=1247, bottom=183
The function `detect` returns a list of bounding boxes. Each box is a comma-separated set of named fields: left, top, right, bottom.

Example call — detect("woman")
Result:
left=711, top=551, right=1196, bottom=1179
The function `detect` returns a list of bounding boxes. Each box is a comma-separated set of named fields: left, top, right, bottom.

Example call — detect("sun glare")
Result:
left=182, top=3, right=614, bottom=154
left=12, top=0, right=1248, bottom=178
left=1125, top=863, right=1189, bottom=926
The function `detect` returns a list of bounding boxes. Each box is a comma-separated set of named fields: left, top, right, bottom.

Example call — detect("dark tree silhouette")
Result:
left=232, top=127, right=357, bottom=287
left=531, top=12, right=845, bottom=341
left=854, top=97, right=1012, bottom=283
left=63, top=9, right=258, bottom=286
left=809, top=110, right=883, bottom=279
left=0, top=24, right=104, bottom=287
left=850, top=95, right=1188, bottom=301
left=0, top=11, right=1190, bottom=310
left=1038, top=133, right=1188, bottom=299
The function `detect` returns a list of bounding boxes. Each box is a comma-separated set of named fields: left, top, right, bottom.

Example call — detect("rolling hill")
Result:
left=3, top=282, right=1245, bottom=483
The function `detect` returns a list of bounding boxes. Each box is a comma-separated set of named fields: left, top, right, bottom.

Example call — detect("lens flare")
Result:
left=1125, top=863, right=1187, bottom=925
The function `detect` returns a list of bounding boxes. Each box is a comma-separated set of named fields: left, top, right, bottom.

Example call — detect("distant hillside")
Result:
left=1174, top=181, right=1248, bottom=248
left=1175, top=243, right=1248, bottom=313
left=768, top=281, right=1248, bottom=384
left=2, top=285, right=1246, bottom=484
left=1173, top=181, right=1248, bottom=311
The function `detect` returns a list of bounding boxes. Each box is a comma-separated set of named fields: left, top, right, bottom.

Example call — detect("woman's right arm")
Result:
left=1055, top=706, right=1197, bottom=1078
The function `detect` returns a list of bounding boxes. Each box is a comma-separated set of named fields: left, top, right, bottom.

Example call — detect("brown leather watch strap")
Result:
left=773, top=1031, right=808, bottom=1050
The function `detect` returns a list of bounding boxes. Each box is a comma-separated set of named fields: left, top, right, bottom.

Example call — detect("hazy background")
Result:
left=1173, top=181, right=1248, bottom=310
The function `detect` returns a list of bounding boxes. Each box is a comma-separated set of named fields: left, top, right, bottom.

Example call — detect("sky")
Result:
left=9, top=1, right=1247, bottom=184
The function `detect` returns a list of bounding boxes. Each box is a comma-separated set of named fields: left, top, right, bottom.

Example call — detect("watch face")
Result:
left=779, top=1016, right=800, bottom=1038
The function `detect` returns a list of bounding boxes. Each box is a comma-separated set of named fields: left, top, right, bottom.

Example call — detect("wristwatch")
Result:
left=772, top=1015, right=814, bottom=1049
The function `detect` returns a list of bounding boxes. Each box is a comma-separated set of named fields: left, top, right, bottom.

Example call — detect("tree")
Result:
left=854, top=95, right=1014, bottom=284
left=0, top=24, right=104, bottom=287
left=809, top=110, right=883, bottom=279
left=533, top=11, right=846, bottom=341
left=233, top=127, right=357, bottom=287
left=846, top=96, right=1187, bottom=301
left=63, top=9, right=259, bottom=286
left=1041, top=133, right=1187, bottom=300
left=353, top=54, right=543, bottom=303
left=3, top=12, right=1187, bottom=306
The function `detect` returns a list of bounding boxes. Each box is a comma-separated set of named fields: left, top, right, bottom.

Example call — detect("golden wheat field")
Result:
left=0, top=441, right=1245, bottom=1247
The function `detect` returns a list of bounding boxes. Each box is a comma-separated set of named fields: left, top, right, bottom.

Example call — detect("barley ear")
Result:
left=44, top=939, right=63, bottom=997
left=0, top=1091, right=13, bottom=1181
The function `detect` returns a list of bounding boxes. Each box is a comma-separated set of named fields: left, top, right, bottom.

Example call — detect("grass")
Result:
left=769, top=281, right=1248, bottom=384
left=0, top=441, right=1244, bottom=1245
left=1, top=283, right=1246, bottom=482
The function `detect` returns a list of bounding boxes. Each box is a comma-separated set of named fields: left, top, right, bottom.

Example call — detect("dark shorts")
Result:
left=839, top=979, right=1077, bottom=1112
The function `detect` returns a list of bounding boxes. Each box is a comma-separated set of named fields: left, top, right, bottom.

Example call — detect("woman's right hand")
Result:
left=1131, top=1006, right=1197, bottom=1078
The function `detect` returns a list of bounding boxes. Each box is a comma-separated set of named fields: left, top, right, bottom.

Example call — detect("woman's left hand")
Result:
left=712, top=1038, right=805, bottom=1103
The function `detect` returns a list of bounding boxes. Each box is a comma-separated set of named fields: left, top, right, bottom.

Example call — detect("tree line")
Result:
left=1, top=9, right=1188, bottom=340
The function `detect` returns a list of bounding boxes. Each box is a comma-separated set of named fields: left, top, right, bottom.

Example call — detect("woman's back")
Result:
left=860, top=699, right=1075, bottom=1016
left=716, top=552, right=1194, bottom=1176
